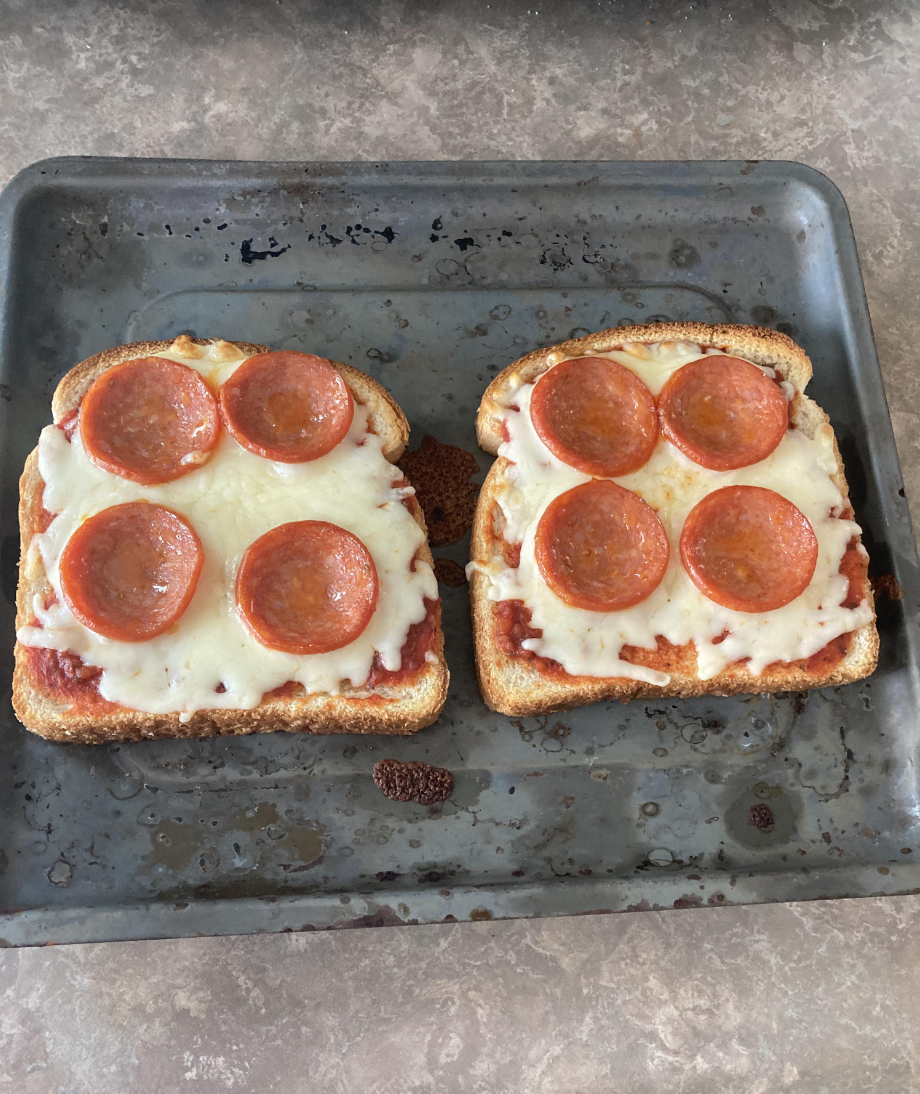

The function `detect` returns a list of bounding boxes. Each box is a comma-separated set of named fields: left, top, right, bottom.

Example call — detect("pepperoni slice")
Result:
left=59, top=502, right=203, bottom=642
left=236, top=521, right=378, bottom=654
left=658, top=355, right=788, bottom=471
left=535, top=480, right=670, bottom=612
left=79, top=358, right=220, bottom=484
left=530, top=357, right=658, bottom=477
left=680, top=486, right=818, bottom=612
left=220, top=351, right=354, bottom=463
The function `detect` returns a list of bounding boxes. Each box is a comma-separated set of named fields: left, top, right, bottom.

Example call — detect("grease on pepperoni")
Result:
left=220, top=351, right=353, bottom=463
left=535, top=480, right=670, bottom=612
left=60, top=502, right=204, bottom=642
left=531, top=357, right=658, bottom=476
left=679, top=485, right=818, bottom=613
left=79, top=357, right=220, bottom=484
left=235, top=520, right=378, bottom=655
left=658, top=355, right=788, bottom=471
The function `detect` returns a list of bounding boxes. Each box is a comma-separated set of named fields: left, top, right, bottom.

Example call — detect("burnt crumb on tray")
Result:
left=434, top=557, right=467, bottom=587
left=397, top=435, right=480, bottom=547
left=748, top=803, right=775, bottom=831
left=871, top=573, right=904, bottom=601
left=374, top=759, right=454, bottom=805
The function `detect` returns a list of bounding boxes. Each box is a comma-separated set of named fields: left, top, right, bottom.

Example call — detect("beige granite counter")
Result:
left=1, top=0, right=919, bottom=1089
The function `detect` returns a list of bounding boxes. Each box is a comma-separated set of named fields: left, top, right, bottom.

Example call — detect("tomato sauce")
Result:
left=21, top=645, right=119, bottom=714
left=839, top=536, right=864, bottom=609
left=502, top=541, right=521, bottom=568
left=57, top=409, right=79, bottom=441
left=34, top=505, right=56, bottom=534
left=804, top=632, right=852, bottom=672
left=493, top=599, right=566, bottom=676
left=261, top=680, right=305, bottom=702
left=495, top=528, right=867, bottom=679
left=620, top=636, right=688, bottom=673
left=367, top=597, right=440, bottom=688
left=26, top=600, right=441, bottom=711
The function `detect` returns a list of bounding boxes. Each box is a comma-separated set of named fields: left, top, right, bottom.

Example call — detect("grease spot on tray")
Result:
left=47, top=859, right=73, bottom=887
left=138, top=802, right=324, bottom=877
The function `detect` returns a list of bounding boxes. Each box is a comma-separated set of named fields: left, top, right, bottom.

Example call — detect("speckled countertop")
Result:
left=1, top=0, right=919, bottom=1090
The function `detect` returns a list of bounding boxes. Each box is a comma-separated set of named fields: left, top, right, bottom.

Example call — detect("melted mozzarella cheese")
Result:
left=474, top=341, right=873, bottom=684
left=18, top=340, right=437, bottom=718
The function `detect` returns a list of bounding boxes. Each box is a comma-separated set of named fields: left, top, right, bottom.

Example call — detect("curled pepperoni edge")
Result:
left=219, top=351, right=354, bottom=464
left=78, top=357, right=221, bottom=485
left=657, top=355, right=789, bottom=472
left=235, top=520, right=379, bottom=655
left=679, top=485, right=819, bottom=613
left=535, top=480, right=671, bottom=613
left=59, top=502, right=204, bottom=642
left=530, top=356, right=659, bottom=477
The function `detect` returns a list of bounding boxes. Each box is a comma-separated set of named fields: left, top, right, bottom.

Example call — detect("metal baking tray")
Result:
left=0, top=158, right=917, bottom=947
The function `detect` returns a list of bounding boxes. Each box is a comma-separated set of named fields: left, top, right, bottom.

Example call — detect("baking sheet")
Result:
left=0, top=158, right=917, bottom=946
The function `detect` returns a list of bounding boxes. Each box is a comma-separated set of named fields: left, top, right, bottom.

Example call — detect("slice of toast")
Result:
left=14, top=338, right=449, bottom=742
left=470, top=322, right=879, bottom=716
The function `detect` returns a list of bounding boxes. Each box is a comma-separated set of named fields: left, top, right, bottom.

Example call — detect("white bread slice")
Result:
left=14, top=338, right=448, bottom=742
left=470, top=322, right=879, bottom=716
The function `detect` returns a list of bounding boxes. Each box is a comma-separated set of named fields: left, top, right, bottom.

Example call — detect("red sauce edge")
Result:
left=261, top=679, right=303, bottom=702
left=367, top=597, right=440, bottom=688
left=21, top=645, right=118, bottom=714
left=35, top=506, right=56, bottom=534
left=391, top=475, right=416, bottom=514
left=57, top=409, right=79, bottom=442
left=494, top=599, right=568, bottom=677
left=494, top=533, right=867, bottom=680
left=260, top=597, right=441, bottom=701
left=26, top=599, right=441, bottom=710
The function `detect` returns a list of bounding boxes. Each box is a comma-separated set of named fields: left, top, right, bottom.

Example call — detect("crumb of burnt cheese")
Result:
left=748, top=803, right=776, bottom=831
left=170, top=334, right=204, bottom=359
left=373, top=759, right=454, bottom=805
left=211, top=339, right=243, bottom=362
left=434, top=557, right=467, bottom=588
left=397, top=435, right=480, bottom=547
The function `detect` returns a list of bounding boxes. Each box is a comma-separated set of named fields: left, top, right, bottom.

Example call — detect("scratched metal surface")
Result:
left=0, top=158, right=917, bottom=947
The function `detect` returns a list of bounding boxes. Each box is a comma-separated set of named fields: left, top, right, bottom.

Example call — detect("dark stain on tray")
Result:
left=240, top=237, right=291, bottom=264
left=373, top=759, right=455, bottom=805
left=397, top=435, right=480, bottom=547
left=328, top=905, right=419, bottom=930
left=672, top=893, right=704, bottom=909
left=669, top=239, right=701, bottom=269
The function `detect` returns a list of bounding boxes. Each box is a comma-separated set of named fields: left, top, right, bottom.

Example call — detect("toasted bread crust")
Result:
left=15, top=339, right=446, bottom=742
left=470, top=323, right=878, bottom=716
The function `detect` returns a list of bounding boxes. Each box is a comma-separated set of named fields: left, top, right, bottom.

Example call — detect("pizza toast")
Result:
left=469, top=322, right=878, bottom=716
left=14, top=337, right=448, bottom=742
